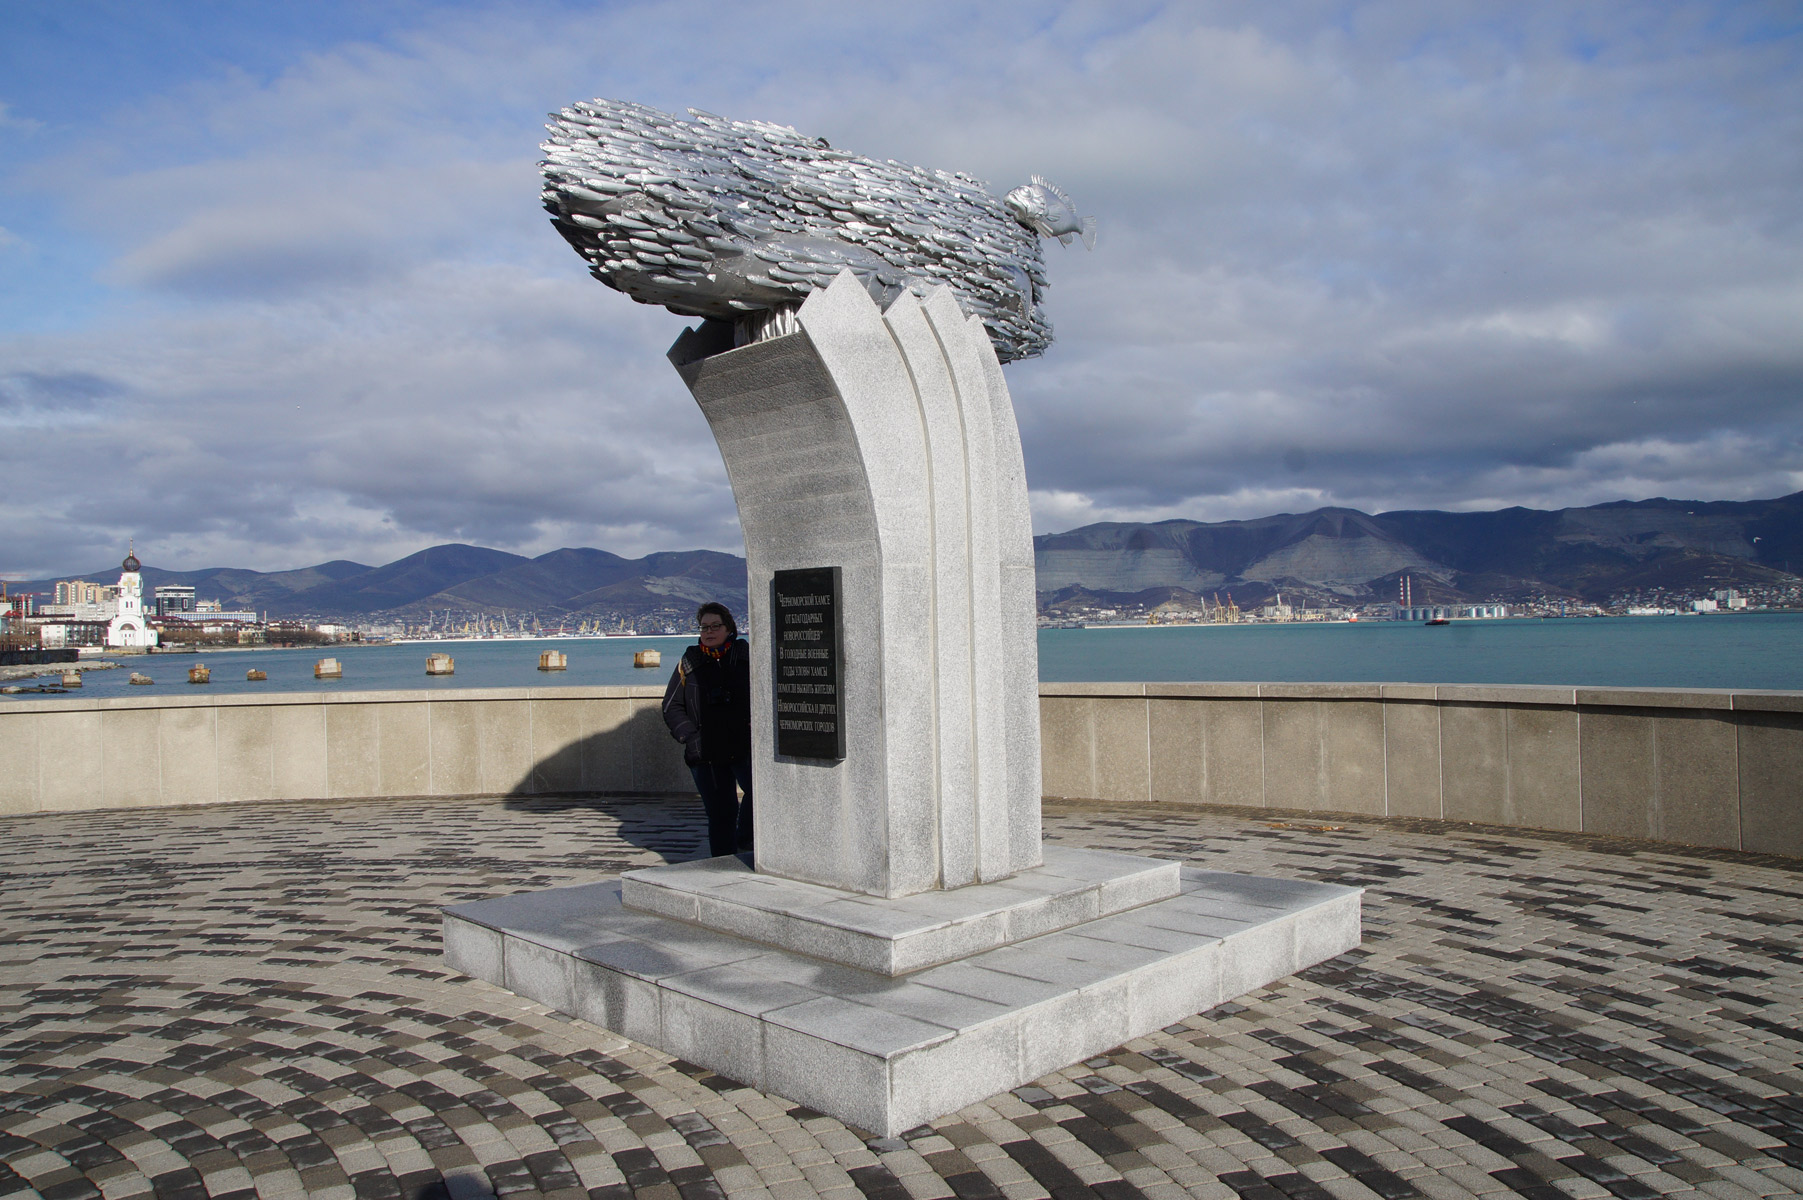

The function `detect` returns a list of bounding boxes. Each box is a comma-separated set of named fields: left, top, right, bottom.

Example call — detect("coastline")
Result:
left=5, top=616, right=1798, bottom=696
left=0, top=660, right=120, bottom=682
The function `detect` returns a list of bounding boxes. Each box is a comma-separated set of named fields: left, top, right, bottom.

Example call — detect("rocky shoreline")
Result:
left=0, top=660, right=120, bottom=682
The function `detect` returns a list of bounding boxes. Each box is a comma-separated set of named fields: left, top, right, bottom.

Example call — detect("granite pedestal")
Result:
left=444, top=858, right=1360, bottom=1136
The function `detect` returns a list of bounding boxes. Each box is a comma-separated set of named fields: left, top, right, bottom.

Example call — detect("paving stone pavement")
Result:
left=2, top=794, right=1801, bottom=1200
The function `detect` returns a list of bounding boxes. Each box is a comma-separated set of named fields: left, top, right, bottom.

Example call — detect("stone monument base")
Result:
left=442, top=854, right=1360, bottom=1136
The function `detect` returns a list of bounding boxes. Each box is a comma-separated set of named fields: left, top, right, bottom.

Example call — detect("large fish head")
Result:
left=1004, top=183, right=1048, bottom=226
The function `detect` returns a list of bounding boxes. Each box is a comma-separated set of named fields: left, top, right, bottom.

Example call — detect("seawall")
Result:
left=1041, top=683, right=1803, bottom=857
left=4, top=683, right=1799, bottom=857
left=0, top=687, right=693, bottom=814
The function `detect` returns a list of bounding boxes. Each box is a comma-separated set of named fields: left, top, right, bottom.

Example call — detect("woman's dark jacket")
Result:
left=661, top=637, right=752, bottom=766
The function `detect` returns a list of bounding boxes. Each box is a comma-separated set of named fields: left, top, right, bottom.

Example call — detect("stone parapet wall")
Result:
left=1040, top=682, right=1803, bottom=858
left=8, top=683, right=1801, bottom=859
left=0, top=687, right=690, bottom=816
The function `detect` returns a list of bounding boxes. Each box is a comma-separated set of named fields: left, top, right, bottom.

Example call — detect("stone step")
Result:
left=443, top=866, right=1361, bottom=1137
left=620, top=844, right=1182, bottom=975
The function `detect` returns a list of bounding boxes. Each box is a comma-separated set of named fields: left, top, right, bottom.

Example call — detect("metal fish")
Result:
left=539, top=98, right=1088, bottom=362
left=1004, top=177, right=1096, bottom=250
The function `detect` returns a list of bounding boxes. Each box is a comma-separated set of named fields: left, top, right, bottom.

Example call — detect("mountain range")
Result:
left=1035, top=492, right=1803, bottom=610
left=19, top=492, right=1803, bottom=620
left=20, top=545, right=750, bottom=625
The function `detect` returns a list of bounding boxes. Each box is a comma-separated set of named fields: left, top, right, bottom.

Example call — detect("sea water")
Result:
left=11, top=615, right=1802, bottom=701
left=1038, top=614, right=1803, bottom=690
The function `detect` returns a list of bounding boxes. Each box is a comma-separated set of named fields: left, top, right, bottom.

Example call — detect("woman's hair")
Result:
left=697, top=601, right=737, bottom=636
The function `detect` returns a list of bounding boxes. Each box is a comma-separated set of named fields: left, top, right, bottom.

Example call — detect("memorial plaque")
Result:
left=773, top=567, right=844, bottom=760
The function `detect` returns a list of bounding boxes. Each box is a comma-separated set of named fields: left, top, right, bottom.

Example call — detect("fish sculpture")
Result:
left=1006, top=177, right=1097, bottom=249
left=539, top=99, right=1093, bottom=362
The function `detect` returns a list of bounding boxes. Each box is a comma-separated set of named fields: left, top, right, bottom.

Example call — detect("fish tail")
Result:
left=1081, top=215, right=1097, bottom=250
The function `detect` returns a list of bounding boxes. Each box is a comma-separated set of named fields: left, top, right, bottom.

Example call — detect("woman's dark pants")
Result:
left=690, top=758, right=754, bottom=857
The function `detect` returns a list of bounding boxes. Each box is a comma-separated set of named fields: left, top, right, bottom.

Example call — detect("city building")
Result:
left=154, top=584, right=197, bottom=616
left=1396, top=604, right=1510, bottom=621
left=37, top=599, right=120, bottom=621
left=36, top=620, right=112, bottom=649
left=54, top=579, right=116, bottom=606
left=158, top=609, right=261, bottom=628
left=43, top=578, right=120, bottom=621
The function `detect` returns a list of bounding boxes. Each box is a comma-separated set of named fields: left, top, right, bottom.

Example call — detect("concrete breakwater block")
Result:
left=443, top=865, right=1360, bottom=1136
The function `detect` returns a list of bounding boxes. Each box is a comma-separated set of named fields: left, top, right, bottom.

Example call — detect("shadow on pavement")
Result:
left=502, top=703, right=704, bottom=863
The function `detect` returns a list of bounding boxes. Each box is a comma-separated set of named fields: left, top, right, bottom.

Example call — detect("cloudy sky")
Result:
left=3, top=2, right=1799, bottom=577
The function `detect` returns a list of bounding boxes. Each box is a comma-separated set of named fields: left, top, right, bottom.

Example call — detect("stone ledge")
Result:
left=1040, top=681, right=1149, bottom=697
left=1575, top=686, right=1735, bottom=710
left=1142, top=682, right=1262, bottom=698
left=619, top=844, right=1181, bottom=975
left=1436, top=684, right=1578, bottom=706
left=1037, top=682, right=1801, bottom=712
left=1728, top=690, right=1803, bottom=713
left=0, top=683, right=671, bottom=714
left=1258, top=682, right=1385, bottom=699
left=1378, top=683, right=1440, bottom=700
left=443, top=867, right=1361, bottom=1137
left=12, top=681, right=1797, bottom=717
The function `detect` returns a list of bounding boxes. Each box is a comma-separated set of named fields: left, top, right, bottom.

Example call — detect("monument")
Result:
left=443, top=99, right=1360, bottom=1136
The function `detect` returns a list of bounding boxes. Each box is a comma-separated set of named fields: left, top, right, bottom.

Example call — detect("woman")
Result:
left=660, top=602, right=753, bottom=857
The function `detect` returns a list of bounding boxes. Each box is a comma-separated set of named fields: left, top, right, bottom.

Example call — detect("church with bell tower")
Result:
left=105, top=543, right=159, bottom=649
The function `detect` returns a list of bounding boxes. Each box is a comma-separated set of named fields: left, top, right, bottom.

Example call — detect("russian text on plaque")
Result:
left=772, top=567, right=844, bottom=760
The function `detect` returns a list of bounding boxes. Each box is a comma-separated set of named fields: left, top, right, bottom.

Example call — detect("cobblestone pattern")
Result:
left=2, top=795, right=1800, bottom=1200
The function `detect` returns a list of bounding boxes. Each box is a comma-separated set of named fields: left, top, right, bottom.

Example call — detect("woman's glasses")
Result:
left=698, top=621, right=727, bottom=632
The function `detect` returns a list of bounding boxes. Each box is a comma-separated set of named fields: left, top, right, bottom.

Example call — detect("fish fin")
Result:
left=1057, top=231, right=1074, bottom=246
left=1039, top=177, right=1077, bottom=211
left=1081, top=215, right=1097, bottom=250
left=1030, top=173, right=1051, bottom=190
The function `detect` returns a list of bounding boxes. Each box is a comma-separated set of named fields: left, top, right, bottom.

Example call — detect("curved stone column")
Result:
left=668, top=270, right=1043, bottom=897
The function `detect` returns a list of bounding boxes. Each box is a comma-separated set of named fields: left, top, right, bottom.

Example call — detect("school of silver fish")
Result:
left=540, top=99, right=1093, bottom=362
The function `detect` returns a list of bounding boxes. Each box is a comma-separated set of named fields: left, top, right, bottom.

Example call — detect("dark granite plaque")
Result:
left=772, top=567, right=844, bottom=760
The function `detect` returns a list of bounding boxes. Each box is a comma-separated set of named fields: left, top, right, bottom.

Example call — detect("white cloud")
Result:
left=0, top=101, right=42, bottom=134
left=2, top=1, right=1801, bottom=576
left=1030, top=484, right=1338, bottom=534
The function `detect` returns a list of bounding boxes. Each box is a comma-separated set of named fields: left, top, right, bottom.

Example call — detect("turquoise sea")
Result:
left=1038, top=614, right=1803, bottom=691
left=12, top=614, right=1802, bottom=700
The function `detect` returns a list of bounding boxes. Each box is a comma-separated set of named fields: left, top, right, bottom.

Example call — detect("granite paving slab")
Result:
left=1, top=793, right=1801, bottom=1200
